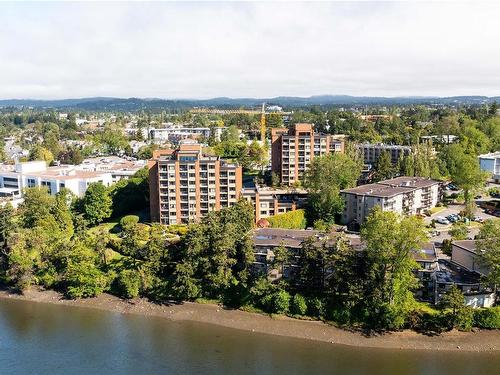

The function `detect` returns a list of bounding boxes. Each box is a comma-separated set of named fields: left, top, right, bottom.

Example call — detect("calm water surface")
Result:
left=0, top=298, right=499, bottom=375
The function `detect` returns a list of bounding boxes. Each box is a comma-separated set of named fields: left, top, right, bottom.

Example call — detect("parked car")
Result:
left=435, top=216, right=450, bottom=225
left=473, top=216, right=484, bottom=223
left=446, top=214, right=461, bottom=223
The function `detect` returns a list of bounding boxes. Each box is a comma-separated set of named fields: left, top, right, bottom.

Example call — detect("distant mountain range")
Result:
left=0, top=95, right=499, bottom=111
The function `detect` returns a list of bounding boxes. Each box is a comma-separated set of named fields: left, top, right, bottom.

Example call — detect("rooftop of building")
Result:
left=241, top=184, right=308, bottom=196
left=357, top=143, right=412, bottom=149
left=253, top=227, right=354, bottom=249
left=0, top=165, right=108, bottom=180
left=341, top=176, right=440, bottom=197
left=152, top=144, right=240, bottom=167
left=341, top=183, right=410, bottom=197
left=253, top=228, right=322, bottom=248
left=436, top=259, right=482, bottom=285
left=80, top=156, right=146, bottom=171
left=452, top=240, right=477, bottom=254
left=412, top=242, right=437, bottom=262
left=380, top=176, right=441, bottom=189
left=478, top=151, right=500, bottom=159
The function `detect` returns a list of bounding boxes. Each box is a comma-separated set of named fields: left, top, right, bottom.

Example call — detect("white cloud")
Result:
left=0, top=1, right=499, bottom=99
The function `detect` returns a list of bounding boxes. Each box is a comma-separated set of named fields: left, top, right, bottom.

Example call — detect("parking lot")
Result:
left=424, top=200, right=498, bottom=244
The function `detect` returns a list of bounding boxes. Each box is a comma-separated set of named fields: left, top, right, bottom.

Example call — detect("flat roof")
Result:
left=412, top=242, right=437, bottom=262
left=436, top=259, right=482, bottom=285
left=341, top=183, right=411, bottom=198
left=479, top=152, right=500, bottom=159
left=341, top=176, right=440, bottom=197
left=253, top=228, right=321, bottom=248
left=0, top=187, right=19, bottom=193
left=380, top=176, right=441, bottom=189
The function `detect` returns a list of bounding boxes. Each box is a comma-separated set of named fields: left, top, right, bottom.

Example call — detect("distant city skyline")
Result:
left=0, top=1, right=499, bottom=99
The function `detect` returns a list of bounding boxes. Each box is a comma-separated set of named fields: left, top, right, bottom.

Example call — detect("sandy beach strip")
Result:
left=0, top=288, right=498, bottom=352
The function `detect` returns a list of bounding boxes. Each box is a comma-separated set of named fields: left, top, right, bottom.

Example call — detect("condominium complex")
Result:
left=356, top=143, right=412, bottom=166
left=271, top=123, right=344, bottom=185
left=241, top=185, right=308, bottom=223
left=340, top=176, right=441, bottom=227
left=148, top=144, right=242, bottom=225
left=478, top=151, right=500, bottom=183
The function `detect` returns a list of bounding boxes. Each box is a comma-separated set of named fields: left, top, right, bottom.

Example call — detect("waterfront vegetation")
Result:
left=0, top=104, right=499, bottom=333
left=0, top=178, right=499, bottom=332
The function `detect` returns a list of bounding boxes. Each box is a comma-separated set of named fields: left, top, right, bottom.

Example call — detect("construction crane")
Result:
left=260, top=102, right=266, bottom=143
left=190, top=104, right=291, bottom=143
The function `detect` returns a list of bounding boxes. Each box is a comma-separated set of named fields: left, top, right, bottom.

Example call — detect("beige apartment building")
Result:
left=271, top=123, right=344, bottom=185
left=148, top=144, right=242, bottom=225
left=340, top=176, right=441, bottom=228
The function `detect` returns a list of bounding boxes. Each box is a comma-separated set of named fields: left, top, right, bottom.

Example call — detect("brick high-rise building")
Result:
left=271, top=123, right=344, bottom=185
left=148, top=144, right=242, bottom=225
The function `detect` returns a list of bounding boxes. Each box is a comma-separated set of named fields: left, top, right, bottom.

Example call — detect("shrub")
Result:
left=64, top=261, right=109, bottom=299
left=116, top=269, right=141, bottom=299
left=330, top=308, right=352, bottom=325
left=267, top=209, right=306, bottom=229
left=313, top=219, right=329, bottom=231
left=488, top=187, right=500, bottom=197
left=441, top=239, right=452, bottom=256
left=307, top=297, right=325, bottom=318
left=37, top=265, right=58, bottom=289
left=272, top=290, right=291, bottom=314
left=120, top=215, right=139, bottom=228
left=474, top=307, right=500, bottom=329
left=250, top=277, right=275, bottom=306
left=456, top=307, right=474, bottom=331
left=291, top=294, right=307, bottom=315
left=416, top=312, right=451, bottom=333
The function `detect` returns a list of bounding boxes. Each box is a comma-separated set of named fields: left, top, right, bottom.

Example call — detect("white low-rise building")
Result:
left=340, top=176, right=441, bottom=228
left=145, top=124, right=226, bottom=144
left=478, top=151, right=500, bottom=182
left=78, top=156, right=146, bottom=183
left=0, top=161, right=113, bottom=199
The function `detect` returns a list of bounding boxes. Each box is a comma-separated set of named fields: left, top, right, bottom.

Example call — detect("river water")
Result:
left=0, top=298, right=499, bottom=375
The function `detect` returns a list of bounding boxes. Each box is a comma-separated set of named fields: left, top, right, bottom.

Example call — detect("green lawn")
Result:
left=430, top=206, right=446, bottom=215
left=414, top=301, right=440, bottom=315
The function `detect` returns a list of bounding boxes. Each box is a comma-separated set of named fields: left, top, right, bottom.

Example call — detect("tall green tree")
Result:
left=304, top=152, right=362, bottom=223
left=449, top=222, right=468, bottom=241
left=79, top=182, right=112, bottom=225
left=19, top=187, right=55, bottom=228
left=28, top=145, right=54, bottom=164
left=360, top=208, right=427, bottom=328
left=374, top=151, right=394, bottom=181
left=445, top=145, right=488, bottom=216
left=476, top=220, right=500, bottom=288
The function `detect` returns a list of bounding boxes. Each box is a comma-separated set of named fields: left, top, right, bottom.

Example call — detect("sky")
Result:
left=0, top=1, right=499, bottom=99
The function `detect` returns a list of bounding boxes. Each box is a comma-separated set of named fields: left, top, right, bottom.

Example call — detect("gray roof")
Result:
left=341, top=176, right=440, bottom=197
left=436, top=259, right=482, bottom=285
left=412, top=242, right=437, bottom=262
left=253, top=228, right=321, bottom=248
left=452, top=240, right=477, bottom=254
